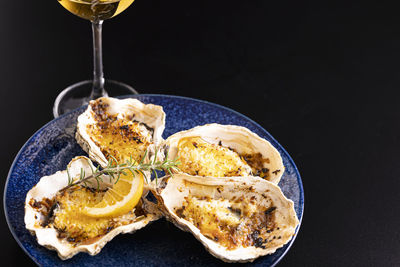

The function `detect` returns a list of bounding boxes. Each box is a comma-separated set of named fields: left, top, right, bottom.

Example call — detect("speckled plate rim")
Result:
left=4, top=94, right=304, bottom=266
left=3, top=99, right=73, bottom=266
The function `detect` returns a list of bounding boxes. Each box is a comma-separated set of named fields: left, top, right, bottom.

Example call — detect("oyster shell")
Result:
left=154, top=174, right=299, bottom=263
left=24, top=156, right=161, bottom=260
left=165, top=124, right=284, bottom=184
left=76, top=97, right=165, bottom=168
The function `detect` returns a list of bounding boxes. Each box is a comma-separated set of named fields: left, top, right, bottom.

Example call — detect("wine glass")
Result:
left=53, top=0, right=138, bottom=118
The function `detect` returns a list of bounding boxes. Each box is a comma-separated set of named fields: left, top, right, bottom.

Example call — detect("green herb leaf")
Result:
left=64, top=148, right=180, bottom=190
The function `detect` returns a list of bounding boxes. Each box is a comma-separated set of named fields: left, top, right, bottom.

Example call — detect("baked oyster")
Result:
left=24, top=156, right=161, bottom=260
left=76, top=97, right=165, bottom=168
left=165, top=124, right=284, bottom=184
left=153, top=174, right=299, bottom=262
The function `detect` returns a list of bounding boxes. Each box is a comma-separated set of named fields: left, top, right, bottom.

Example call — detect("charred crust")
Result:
left=265, top=206, right=276, bottom=216
left=262, top=168, right=269, bottom=173
left=227, top=206, right=241, bottom=217
left=254, top=237, right=266, bottom=249
left=41, top=201, right=58, bottom=227
left=272, top=169, right=281, bottom=175
left=241, top=152, right=271, bottom=179
left=29, top=199, right=42, bottom=209
left=175, top=206, right=186, bottom=219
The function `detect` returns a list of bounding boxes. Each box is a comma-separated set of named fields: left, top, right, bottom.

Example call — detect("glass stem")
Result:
left=91, top=20, right=107, bottom=99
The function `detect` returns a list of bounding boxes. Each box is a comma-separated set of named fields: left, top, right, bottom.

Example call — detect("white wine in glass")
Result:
left=58, top=0, right=134, bottom=20
left=53, top=0, right=138, bottom=118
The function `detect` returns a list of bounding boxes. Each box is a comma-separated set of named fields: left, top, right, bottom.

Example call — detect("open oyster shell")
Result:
left=24, top=156, right=161, bottom=260
left=165, top=124, right=284, bottom=184
left=76, top=97, right=165, bottom=168
left=153, top=174, right=299, bottom=263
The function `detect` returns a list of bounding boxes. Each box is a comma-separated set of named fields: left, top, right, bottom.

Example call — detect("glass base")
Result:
left=53, top=80, right=138, bottom=118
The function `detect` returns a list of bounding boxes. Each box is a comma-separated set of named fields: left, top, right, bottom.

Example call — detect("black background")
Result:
left=1, top=0, right=400, bottom=266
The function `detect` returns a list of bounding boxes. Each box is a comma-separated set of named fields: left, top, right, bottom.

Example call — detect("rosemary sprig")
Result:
left=66, top=149, right=180, bottom=190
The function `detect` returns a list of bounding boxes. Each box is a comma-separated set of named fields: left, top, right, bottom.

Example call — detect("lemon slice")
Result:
left=84, top=171, right=144, bottom=218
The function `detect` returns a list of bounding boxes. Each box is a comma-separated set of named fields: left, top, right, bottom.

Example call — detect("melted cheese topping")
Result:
left=177, top=137, right=251, bottom=177
left=175, top=195, right=277, bottom=250
left=87, top=100, right=153, bottom=163
left=51, top=186, right=137, bottom=244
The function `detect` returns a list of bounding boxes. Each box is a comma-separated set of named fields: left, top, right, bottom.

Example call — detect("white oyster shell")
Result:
left=165, top=124, right=284, bottom=184
left=24, top=156, right=161, bottom=260
left=154, top=174, right=299, bottom=263
left=76, top=97, right=166, bottom=168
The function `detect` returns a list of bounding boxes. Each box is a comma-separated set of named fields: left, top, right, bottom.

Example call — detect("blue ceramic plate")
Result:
left=4, top=95, right=303, bottom=267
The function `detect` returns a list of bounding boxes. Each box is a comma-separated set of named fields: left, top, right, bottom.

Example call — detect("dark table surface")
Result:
left=1, top=0, right=400, bottom=266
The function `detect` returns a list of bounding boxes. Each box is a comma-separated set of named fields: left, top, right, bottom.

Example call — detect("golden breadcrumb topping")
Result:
left=87, top=100, right=153, bottom=163
left=176, top=137, right=251, bottom=177
left=175, top=195, right=278, bottom=250
left=53, top=186, right=116, bottom=244
left=30, top=185, right=143, bottom=245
